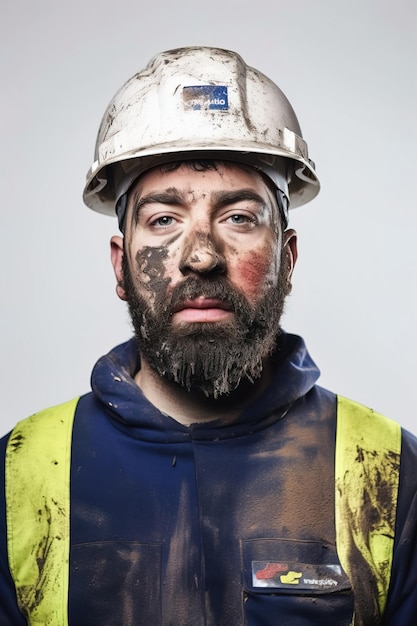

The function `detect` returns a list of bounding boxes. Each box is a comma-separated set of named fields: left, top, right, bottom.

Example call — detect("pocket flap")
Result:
left=242, top=538, right=351, bottom=595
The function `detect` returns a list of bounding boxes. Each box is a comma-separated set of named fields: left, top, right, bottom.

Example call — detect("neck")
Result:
left=134, top=358, right=273, bottom=426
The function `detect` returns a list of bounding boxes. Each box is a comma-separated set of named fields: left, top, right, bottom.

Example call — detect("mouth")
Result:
left=171, top=297, right=234, bottom=323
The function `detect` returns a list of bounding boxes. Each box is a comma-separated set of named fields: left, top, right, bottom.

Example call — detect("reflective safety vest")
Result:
left=5, top=395, right=401, bottom=625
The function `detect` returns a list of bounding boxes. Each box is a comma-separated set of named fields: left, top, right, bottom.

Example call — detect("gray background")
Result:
left=1, top=0, right=416, bottom=436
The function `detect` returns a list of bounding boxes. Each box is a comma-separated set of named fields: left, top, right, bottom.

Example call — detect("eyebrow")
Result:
left=210, top=189, right=267, bottom=208
left=132, top=188, right=186, bottom=212
left=131, top=187, right=267, bottom=221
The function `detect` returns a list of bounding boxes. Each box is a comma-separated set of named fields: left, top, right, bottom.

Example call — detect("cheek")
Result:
left=230, top=247, right=279, bottom=302
left=134, top=245, right=172, bottom=296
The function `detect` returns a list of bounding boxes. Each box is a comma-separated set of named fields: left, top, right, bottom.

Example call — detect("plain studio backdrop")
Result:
left=1, top=0, right=416, bottom=437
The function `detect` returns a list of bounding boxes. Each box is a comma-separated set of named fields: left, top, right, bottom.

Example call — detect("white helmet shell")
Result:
left=83, top=47, right=320, bottom=216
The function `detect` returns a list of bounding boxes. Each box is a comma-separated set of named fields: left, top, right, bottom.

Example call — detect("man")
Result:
left=1, top=47, right=416, bottom=626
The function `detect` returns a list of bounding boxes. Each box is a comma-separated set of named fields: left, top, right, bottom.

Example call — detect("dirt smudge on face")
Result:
left=135, top=245, right=172, bottom=295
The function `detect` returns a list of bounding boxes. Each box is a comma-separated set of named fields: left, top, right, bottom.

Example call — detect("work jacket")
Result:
left=1, top=332, right=417, bottom=625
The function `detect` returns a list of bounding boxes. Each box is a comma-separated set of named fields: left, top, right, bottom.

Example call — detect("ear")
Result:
left=110, top=235, right=127, bottom=301
left=283, top=229, right=298, bottom=291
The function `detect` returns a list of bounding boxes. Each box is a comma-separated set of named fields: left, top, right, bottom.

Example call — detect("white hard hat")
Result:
left=83, top=47, right=320, bottom=224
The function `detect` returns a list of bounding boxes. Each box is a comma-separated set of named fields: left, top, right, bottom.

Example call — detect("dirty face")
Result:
left=112, top=161, right=297, bottom=396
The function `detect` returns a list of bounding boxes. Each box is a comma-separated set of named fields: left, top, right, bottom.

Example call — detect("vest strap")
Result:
left=5, top=397, right=78, bottom=625
left=335, top=395, right=401, bottom=622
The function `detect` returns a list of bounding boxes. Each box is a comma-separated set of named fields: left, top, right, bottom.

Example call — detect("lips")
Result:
left=173, top=297, right=233, bottom=313
left=171, top=297, right=233, bottom=322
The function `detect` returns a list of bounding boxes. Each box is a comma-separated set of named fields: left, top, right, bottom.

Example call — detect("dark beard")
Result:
left=122, top=254, right=289, bottom=397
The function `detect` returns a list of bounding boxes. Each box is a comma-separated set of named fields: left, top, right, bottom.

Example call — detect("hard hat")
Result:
left=83, top=46, right=320, bottom=224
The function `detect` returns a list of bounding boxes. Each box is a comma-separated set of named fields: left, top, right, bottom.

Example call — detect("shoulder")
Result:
left=1, top=397, right=82, bottom=471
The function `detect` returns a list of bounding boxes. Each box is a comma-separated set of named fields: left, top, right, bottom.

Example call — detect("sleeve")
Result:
left=381, top=427, right=417, bottom=625
left=0, top=433, right=28, bottom=625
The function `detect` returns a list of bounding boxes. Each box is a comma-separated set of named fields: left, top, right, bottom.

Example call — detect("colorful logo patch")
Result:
left=183, top=85, right=229, bottom=110
left=252, top=562, right=344, bottom=590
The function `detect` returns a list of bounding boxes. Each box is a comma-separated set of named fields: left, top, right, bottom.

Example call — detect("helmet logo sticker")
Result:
left=183, top=85, right=229, bottom=110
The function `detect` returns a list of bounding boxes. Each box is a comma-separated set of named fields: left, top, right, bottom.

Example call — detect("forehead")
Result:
left=129, top=161, right=274, bottom=198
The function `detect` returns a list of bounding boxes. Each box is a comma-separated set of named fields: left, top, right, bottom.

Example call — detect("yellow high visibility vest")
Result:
left=335, top=396, right=401, bottom=623
left=5, top=395, right=401, bottom=625
left=5, top=397, right=78, bottom=625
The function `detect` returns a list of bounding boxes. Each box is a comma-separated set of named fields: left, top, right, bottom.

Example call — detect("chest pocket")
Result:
left=242, top=538, right=354, bottom=626
left=70, top=541, right=161, bottom=626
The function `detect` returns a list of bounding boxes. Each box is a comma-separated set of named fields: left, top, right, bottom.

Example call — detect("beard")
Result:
left=122, top=253, right=289, bottom=398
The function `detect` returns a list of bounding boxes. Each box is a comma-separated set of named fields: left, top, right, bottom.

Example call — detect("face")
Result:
left=111, top=161, right=297, bottom=397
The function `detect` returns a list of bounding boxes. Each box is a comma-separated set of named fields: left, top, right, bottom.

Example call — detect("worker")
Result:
left=1, top=46, right=416, bottom=626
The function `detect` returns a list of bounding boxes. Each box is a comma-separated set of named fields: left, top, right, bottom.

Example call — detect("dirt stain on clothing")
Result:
left=16, top=497, right=65, bottom=621
left=337, top=444, right=400, bottom=625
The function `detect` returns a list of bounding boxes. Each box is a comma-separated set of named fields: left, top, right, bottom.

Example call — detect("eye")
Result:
left=223, top=212, right=257, bottom=228
left=228, top=214, right=250, bottom=224
left=151, top=215, right=175, bottom=228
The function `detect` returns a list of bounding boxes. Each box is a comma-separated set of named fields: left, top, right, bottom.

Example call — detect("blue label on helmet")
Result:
left=183, top=85, right=229, bottom=110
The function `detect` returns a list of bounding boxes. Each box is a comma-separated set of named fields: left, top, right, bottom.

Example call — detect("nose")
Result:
left=179, top=230, right=226, bottom=276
